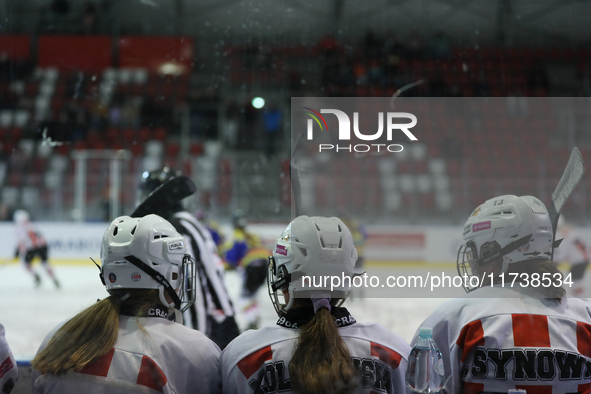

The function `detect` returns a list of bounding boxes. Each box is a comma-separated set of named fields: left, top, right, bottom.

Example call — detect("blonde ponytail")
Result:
left=32, top=289, right=160, bottom=375
left=32, top=296, right=121, bottom=375
left=289, top=306, right=358, bottom=394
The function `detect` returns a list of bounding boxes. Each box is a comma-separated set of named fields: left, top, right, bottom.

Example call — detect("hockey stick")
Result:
left=130, top=176, right=196, bottom=218
left=290, top=131, right=304, bottom=217
left=549, top=147, right=585, bottom=260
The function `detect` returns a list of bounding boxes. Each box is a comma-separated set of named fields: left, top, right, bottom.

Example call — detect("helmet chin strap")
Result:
left=283, top=287, right=295, bottom=312
left=124, top=255, right=182, bottom=310
left=169, top=307, right=183, bottom=323
left=157, top=286, right=172, bottom=308
left=156, top=286, right=181, bottom=323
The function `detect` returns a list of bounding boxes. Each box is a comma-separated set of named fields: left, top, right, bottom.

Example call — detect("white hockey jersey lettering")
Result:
left=248, top=361, right=291, bottom=393
left=469, top=348, right=590, bottom=382
left=513, top=349, right=537, bottom=380
left=351, top=357, right=393, bottom=393
left=487, top=349, right=514, bottom=379
left=335, top=315, right=356, bottom=327
left=148, top=308, right=168, bottom=319
left=276, top=317, right=297, bottom=328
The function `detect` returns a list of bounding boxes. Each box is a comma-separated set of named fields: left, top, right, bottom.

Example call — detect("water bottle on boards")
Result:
left=406, top=327, right=444, bottom=393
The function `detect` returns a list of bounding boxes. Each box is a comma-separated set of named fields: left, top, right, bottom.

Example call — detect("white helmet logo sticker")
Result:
left=472, top=221, right=491, bottom=232
left=276, top=244, right=288, bottom=256
left=169, top=241, right=184, bottom=250
left=131, top=272, right=141, bottom=282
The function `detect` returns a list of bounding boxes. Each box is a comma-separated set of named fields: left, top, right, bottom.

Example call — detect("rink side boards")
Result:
left=2, top=222, right=590, bottom=266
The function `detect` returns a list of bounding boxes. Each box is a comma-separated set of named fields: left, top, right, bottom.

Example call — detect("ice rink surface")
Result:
left=1, top=261, right=588, bottom=361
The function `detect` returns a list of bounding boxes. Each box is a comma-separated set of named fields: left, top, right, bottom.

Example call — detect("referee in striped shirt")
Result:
left=136, top=168, right=239, bottom=349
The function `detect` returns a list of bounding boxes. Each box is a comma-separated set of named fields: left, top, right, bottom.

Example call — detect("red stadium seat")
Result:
left=129, top=142, right=144, bottom=156
left=122, top=128, right=137, bottom=144
left=106, top=127, right=119, bottom=141
left=190, top=143, right=204, bottom=156
left=139, top=128, right=152, bottom=141
left=154, top=127, right=167, bottom=141
left=166, top=142, right=180, bottom=157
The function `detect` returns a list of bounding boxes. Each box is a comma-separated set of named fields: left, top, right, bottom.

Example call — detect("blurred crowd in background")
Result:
left=0, top=0, right=591, bottom=224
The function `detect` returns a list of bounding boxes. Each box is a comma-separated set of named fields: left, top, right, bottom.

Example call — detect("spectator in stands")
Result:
left=319, top=34, right=343, bottom=89
left=384, top=31, right=407, bottom=64
left=0, top=52, right=11, bottom=82
left=8, top=146, right=28, bottom=175
left=65, top=70, right=86, bottom=99
left=81, top=2, right=99, bottom=33
left=428, top=71, right=451, bottom=96
left=363, top=29, right=383, bottom=60
left=50, top=0, right=70, bottom=16
left=383, top=51, right=402, bottom=86
left=334, top=54, right=356, bottom=91
left=427, top=30, right=452, bottom=60
left=121, top=97, right=141, bottom=128
left=88, top=99, right=109, bottom=131
left=243, top=43, right=260, bottom=70
left=317, top=34, right=341, bottom=56
left=108, top=98, right=123, bottom=126
left=222, top=97, right=239, bottom=149
left=406, top=31, right=425, bottom=59
left=0, top=88, right=11, bottom=110
left=367, top=58, right=384, bottom=85
left=528, top=63, right=550, bottom=95
left=72, top=108, right=89, bottom=142
left=263, top=103, right=282, bottom=159
left=56, top=109, right=73, bottom=142
left=238, top=97, right=260, bottom=150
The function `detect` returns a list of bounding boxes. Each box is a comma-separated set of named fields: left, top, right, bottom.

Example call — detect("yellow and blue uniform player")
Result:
left=224, top=210, right=271, bottom=329
left=195, top=210, right=225, bottom=256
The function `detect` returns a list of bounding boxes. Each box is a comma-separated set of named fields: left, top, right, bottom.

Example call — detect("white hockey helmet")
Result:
left=457, top=195, right=553, bottom=292
left=13, top=210, right=29, bottom=224
left=267, top=216, right=358, bottom=314
left=100, top=214, right=196, bottom=312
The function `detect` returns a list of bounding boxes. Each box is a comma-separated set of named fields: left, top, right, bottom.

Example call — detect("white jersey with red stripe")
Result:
left=32, top=315, right=222, bottom=394
left=14, top=221, right=46, bottom=254
left=221, top=310, right=410, bottom=394
left=413, top=286, right=591, bottom=394
left=0, top=323, right=18, bottom=393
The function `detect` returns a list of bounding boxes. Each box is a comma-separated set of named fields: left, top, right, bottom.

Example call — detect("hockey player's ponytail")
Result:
left=32, top=290, right=157, bottom=375
left=289, top=299, right=358, bottom=394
